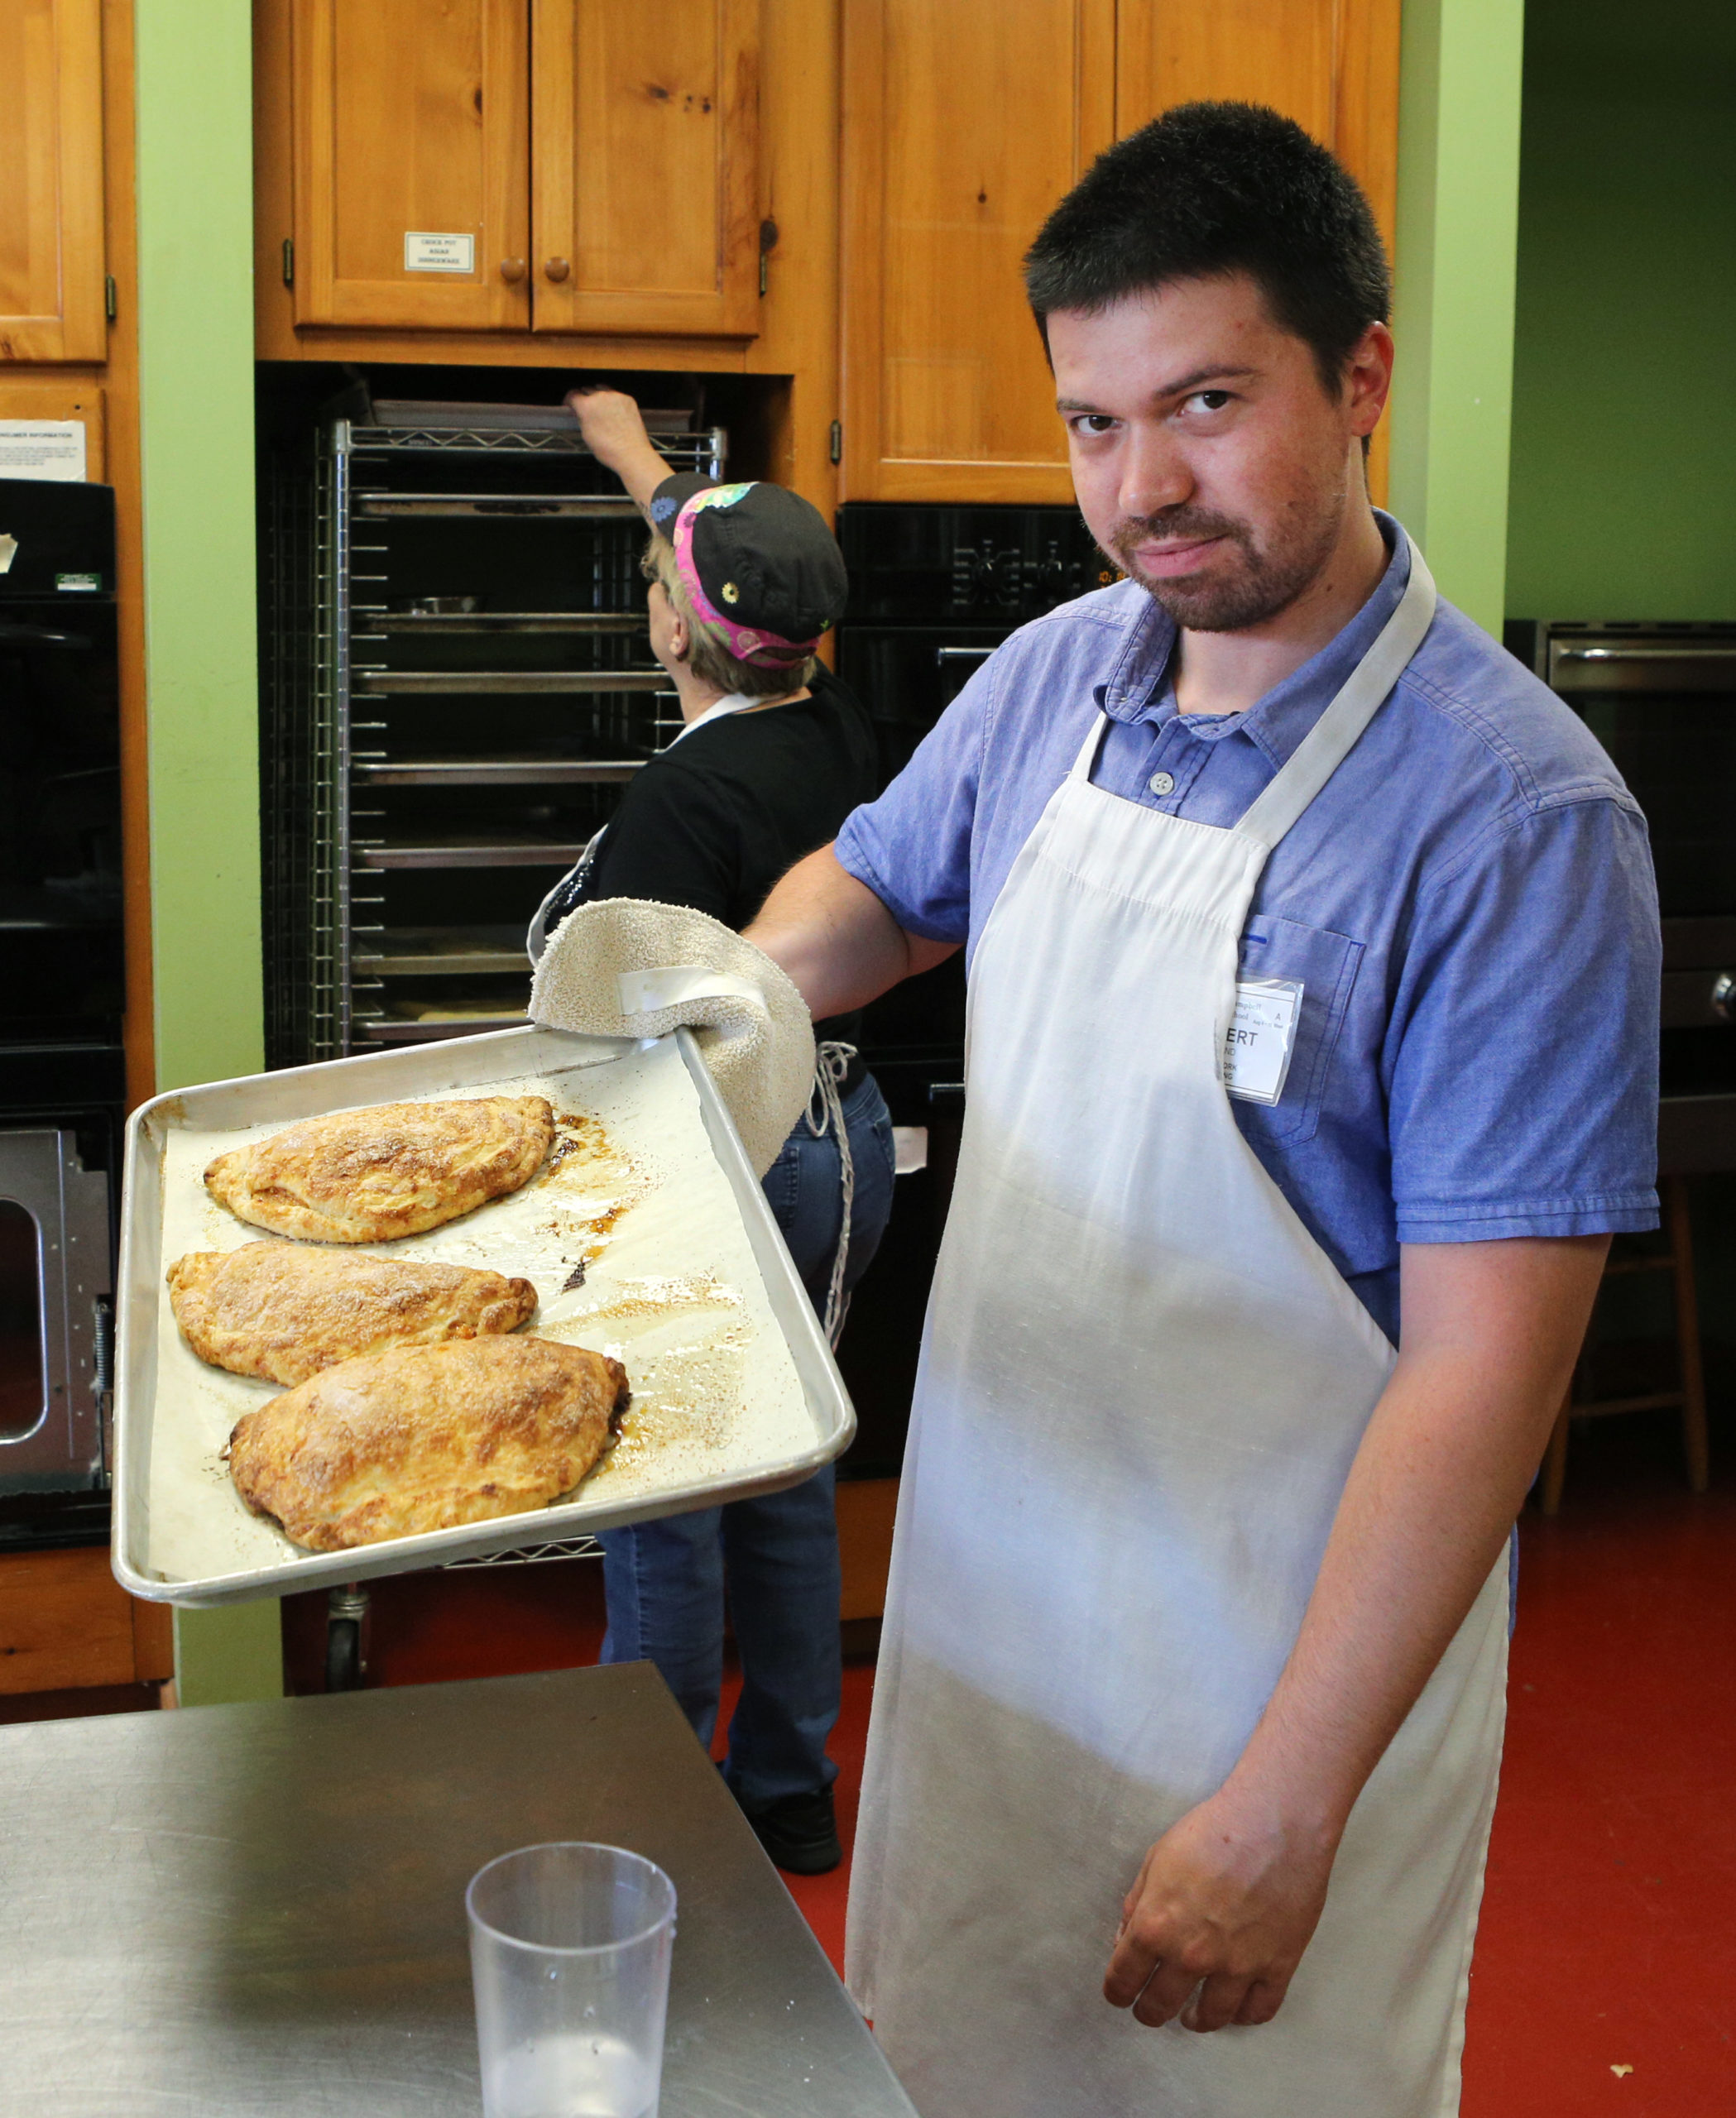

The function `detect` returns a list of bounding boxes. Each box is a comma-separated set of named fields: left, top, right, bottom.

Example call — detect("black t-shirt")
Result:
left=568, top=664, right=878, bottom=1051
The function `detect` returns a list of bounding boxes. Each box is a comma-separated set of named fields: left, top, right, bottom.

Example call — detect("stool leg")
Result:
left=1541, top=1386, right=1571, bottom=1517
left=1664, top=1174, right=1710, bottom=1494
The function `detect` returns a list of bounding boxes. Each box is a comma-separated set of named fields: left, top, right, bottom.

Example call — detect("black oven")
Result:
left=1507, top=620, right=1736, bottom=1172
left=833, top=503, right=1111, bottom=1474
left=0, top=480, right=123, bottom=1516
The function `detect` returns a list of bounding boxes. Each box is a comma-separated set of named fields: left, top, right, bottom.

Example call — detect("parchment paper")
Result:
left=143, top=1037, right=815, bottom=1584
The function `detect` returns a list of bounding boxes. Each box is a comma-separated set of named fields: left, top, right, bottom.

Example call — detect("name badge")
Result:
left=1223, top=978, right=1302, bottom=1105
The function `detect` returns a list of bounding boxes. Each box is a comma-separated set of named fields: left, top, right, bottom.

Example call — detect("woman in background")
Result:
left=529, top=389, right=894, bottom=1875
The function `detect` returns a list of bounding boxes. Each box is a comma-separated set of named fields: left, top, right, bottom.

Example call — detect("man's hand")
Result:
left=565, top=388, right=669, bottom=512
left=1105, top=1784, right=1337, bottom=2033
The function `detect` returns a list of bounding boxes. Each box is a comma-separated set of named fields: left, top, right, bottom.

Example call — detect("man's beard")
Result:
left=1105, top=492, right=1345, bottom=633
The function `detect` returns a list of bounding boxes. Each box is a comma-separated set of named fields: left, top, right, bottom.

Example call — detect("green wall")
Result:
left=135, top=2, right=282, bottom=1704
left=1388, top=0, right=1527, bottom=638
left=1506, top=0, right=1736, bottom=621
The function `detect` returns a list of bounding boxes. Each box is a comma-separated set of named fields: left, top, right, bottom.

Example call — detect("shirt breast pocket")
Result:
left=1233, top=915, right=1364, bottom=1148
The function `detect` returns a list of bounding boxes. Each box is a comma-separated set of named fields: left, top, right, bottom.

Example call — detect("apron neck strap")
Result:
left=1067, top=713, right=1109, bottom=781
left=1234, top=546, right=1437, bottom=852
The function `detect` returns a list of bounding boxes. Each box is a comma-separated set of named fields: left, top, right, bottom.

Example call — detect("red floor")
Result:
left=282, top=1406, right=1735, bottom=2113
left=1461, top=1423, right=1736, bottom=2116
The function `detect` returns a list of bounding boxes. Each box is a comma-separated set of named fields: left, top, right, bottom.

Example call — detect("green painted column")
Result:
left=135, top=3, right=281, bottom=1704
left=1387, top=0, right=1527, bottom=636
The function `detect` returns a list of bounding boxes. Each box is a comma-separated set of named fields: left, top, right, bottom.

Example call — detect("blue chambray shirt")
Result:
left=836, top=515, right=1661, bottom=1345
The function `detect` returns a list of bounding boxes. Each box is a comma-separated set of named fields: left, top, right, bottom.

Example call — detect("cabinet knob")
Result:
left=544, top=256, right=572, bottom=284
left=499, top=257, right=526, bottom=284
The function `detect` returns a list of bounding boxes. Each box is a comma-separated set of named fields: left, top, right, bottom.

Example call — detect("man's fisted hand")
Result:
left=1103, top=1781, right=1340, bottom=2034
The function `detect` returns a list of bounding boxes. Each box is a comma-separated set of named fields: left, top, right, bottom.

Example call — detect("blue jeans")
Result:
left=599, top=1071, right=896, bottom=1804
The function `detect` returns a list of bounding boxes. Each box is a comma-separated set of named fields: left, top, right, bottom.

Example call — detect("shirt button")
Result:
left=1149, top=770, right=1176, bottom=796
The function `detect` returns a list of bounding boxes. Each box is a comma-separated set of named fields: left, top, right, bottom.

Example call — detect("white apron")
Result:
left=846, top=552, right=1509, bottom=2118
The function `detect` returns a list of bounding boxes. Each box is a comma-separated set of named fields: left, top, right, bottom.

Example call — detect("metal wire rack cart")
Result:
left=262, top=405, right=726, bottom=1069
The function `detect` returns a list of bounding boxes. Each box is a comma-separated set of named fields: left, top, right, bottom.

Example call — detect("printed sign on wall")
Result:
left=0, top=422, right=88, bottom=482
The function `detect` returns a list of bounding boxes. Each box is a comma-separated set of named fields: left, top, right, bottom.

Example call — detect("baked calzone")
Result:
left=167, top=1241, right=538, bottom=1387
left=228, top=1336, right=629, bottom=1552
left=203, top=1095, right=554, bottom=1243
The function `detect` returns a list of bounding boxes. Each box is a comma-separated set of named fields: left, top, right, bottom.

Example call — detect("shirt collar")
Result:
left=1097, top=512, right=1412, bottom=772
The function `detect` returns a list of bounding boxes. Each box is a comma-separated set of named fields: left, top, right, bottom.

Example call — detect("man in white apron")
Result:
left=748, top=104, right=1659, bottom=2116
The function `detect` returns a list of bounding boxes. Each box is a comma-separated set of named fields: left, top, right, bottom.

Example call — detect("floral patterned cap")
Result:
left=650, top=472, right=848, bottom=669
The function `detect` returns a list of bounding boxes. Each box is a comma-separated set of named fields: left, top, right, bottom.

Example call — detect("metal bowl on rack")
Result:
left=396, top=594, right=480, bottom=616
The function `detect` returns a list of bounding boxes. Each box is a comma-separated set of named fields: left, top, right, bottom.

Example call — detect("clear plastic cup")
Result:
left=467, top=1842, right=677, bottom=2118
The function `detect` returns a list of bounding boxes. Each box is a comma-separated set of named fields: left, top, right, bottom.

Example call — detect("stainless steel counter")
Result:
left=0, top=1663, right=918, bottom=2117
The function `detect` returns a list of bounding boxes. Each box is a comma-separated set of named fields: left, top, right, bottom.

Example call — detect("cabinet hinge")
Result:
left=282, top=237, right=295, bottom=287
left=104, top=276, right=117, bottom=322
left=758, top=218, right=778, bottom=299
left=828, top=419, right=842, bottom=466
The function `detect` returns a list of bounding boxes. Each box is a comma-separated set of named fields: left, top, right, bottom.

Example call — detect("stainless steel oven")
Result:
left=1507, top=620, right=1736, bottom=1170
left=0, top=1128, right=111, bottom=1493
left=0, top=479, right=124, bottom=1511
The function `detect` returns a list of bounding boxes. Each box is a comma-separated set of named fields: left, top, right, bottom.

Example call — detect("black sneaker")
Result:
left=740, top=1786, right=843, bottom=1875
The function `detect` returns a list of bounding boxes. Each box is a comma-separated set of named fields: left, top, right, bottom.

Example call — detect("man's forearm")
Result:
left=1225, top=1234, right=1606, bottom=1831
left=1105, top=1232, right=1608, bottom=2032
left=746, top=846, right=957, bottom=1021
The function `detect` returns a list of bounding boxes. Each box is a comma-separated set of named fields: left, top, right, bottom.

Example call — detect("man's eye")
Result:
left=1071, top=414, right=1118, bottom=436
left=1186, top=391, right=1234, bottom=414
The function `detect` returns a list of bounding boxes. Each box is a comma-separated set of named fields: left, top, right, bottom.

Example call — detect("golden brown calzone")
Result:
left=167, top=1241, right=538, bottom=1387
left=228, top=1336, right=629, bottom=1552
left=203, top=1095, right=554, bottom=1243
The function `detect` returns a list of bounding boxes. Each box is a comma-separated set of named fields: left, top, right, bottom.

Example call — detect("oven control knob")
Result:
left=1712, top=971, right=1735, bottom=1023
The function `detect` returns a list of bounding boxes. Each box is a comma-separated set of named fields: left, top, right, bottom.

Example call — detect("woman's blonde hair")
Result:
left=642, top=534, right=818, bottom=701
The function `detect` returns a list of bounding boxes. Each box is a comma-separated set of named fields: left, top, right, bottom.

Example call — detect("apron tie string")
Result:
left=806, top=1042, right=857, bottom=1347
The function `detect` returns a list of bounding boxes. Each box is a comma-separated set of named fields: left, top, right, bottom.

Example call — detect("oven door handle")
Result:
left=934, top=645, right=995, bottom=667
left=0, top=622, right=85, bottom=646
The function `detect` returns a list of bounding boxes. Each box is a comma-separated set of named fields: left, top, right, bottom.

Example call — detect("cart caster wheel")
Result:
left=325, top=1617, right=362, bottom=1692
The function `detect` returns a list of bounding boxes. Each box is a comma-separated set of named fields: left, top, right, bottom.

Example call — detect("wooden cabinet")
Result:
left=0, top=1547, right=173, bottom=1696
left=842, top=0, right=1116, bottom=505
left=285, top=0, right=759, bottom=338
left=841, top=0, right=1400, bottom=503
left=291, top=0, right=530, bottom=330
left=532, top=0, right=760, bottom=338
left=0, top=0, right=108, bottom=363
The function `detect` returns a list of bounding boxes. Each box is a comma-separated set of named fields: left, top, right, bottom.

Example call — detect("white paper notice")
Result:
left=0, top=421, right=87, bottom=482
left=1223, top=978, right=1303, bottom=1105
left=405, top=231, right=476, bottom=273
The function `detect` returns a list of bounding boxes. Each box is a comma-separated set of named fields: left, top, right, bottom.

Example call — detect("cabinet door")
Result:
left=0, top=0, right=107, bottom=363
left=1116, top=0, right=1398, bottom=242
left=290, top=0, right=530, bottom=330
left=1116, top=0, right=1401, bottom=495
left=531, top=0, right=760, bottom=338
left=841, top=0, right=1116, bottom=504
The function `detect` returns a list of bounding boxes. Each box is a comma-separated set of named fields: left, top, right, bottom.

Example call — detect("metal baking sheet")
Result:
left=113, top=1028, right=854, bottom=1608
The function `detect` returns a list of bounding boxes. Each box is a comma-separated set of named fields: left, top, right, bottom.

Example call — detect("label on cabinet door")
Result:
left=404, top=232, right=475, bottom=274
left=0, top=421, right=86, bottom=482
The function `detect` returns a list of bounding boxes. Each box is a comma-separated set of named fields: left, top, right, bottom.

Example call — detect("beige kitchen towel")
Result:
left=529, top=898, right=816, bottom=1177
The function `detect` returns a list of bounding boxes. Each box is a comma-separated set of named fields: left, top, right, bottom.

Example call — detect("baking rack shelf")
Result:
left=355, top=671, right=671, bottom=694
left=263, top=413, right=724, bottom=1067
left=355, top=760, right=645, bottom=786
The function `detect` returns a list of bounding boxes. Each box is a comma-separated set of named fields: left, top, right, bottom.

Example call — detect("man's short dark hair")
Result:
left=1024, top=102, right=1390, bottom=396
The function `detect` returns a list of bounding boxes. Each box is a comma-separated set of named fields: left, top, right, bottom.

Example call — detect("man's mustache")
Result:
left=1109, top=510, right=1252, bottom=559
